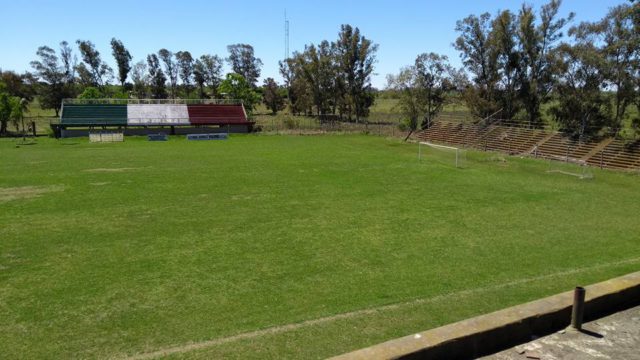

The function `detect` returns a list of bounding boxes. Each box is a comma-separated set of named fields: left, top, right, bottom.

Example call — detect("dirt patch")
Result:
left=84, top=167, right=141, bottom=173
left=0, top=185, right=64, bottom=202
left=90, top=182, right=110, bottom=186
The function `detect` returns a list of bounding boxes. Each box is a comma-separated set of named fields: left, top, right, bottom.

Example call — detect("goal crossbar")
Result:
left=418, top=141, right=463, bottom=168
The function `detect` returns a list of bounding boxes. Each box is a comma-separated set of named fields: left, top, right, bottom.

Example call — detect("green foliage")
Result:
left=218, top=73, right=260, bottom=113
left=30, top=44, right=74, bottom=116
left=387, top=53, right=452, bottom=139
left=0, top=91, right=27, bottom=134
left=0, top=92, right=11, bottom=134
left=262, top=78, right=285, bottom=114
left=226, top=44, right=263, bottom=87
left=158, top=49, right=178, bottom=98
left=110, top=38, right=132, bottom=89
left=549, top=43, right=611, bottom=138
left=0, top=70, right=36, bottom=101
left=175, top=51, right=194, bottom=96
left=193, top=54, right=224, bottom=99
left=453, top=1, right=573, bottom=124
left=146, top=54, right=167, bottom=99
left=76, top=40, right=113, bottom=87
left=281, top=24, right=378, bottom=121
left=77, top=87, right=102, bottom=99
left=335, top=24, right=378, bottom=121
left=282, top=115, right=300, bottom=128
left=130, top=61, right=148, bottom=98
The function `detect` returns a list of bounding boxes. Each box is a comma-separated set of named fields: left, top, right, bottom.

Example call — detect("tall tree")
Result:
left=491, top=10, right=522, bottom=120
left=158, top=49, right=178, bottom=97
left=0, top=92, right=11, bottom=134
left=262, top=78, right=285, bottom=114
left=59, top=41, right=76, bottom=85
left=76, top=40, right=113, bottom=87
left=226, top=44, right=263, bottom=87
left=387, top=53, right=452, bottom=140
left=517, top=0, right=574, bottom=127
left=147, top=54, right=167, bottom=99
left=193, top=54, right=223, bottom=98
left=295, top=42, right=336, bottom=115
left=550, top=43, right=610, bottom=138
left=334, top=24, right=378, bottom=121
left=200, top=54, right=224, bottom=97
left=193, top=58, right=207, bottom=98
left=131, top=60, right=148, bottom=98
left=572, top=4, right=637, bottom=131
left=217, top=73, right=260, bottom=113
left=0, top=70, right=35, bottom=101
left=454, top=12, right=501, bottom=119
left=279, top=56, right=312, bottom=115
left=175, top=51, right=194, bottom=96
left=110, top=38, right=132, bottom=89
left=30, top=44, right=70, bottom=116
left=414, top=53, right=453, bottom=129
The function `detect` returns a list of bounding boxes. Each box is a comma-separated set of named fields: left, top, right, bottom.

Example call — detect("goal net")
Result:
left=418, top=142, right=467, bottom=168
left=546, top=157, right=594, bottom=179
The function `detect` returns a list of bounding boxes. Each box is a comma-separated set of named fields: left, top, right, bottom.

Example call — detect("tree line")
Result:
left=0, top=23, right=379, bottom=135
left=0, top=40, right=267, bottom=134
left=389, top=0, right=639, bottom=139
left=279, top=24, right=378, bottom=122
left=1, top=1, right=638, bottom=139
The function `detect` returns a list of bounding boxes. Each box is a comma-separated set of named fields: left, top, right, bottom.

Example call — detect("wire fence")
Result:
left=254, top=115, right=404, bottom=138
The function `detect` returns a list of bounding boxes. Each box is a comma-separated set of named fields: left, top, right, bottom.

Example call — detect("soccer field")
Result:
left=1, top=134, right=639, bottom=359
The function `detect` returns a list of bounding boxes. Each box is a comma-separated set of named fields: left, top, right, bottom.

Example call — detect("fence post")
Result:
left=571, top=287, right=586, bottom=330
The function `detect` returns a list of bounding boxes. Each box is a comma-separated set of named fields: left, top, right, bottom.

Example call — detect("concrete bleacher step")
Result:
left=581, top=138, right=614, bottom=161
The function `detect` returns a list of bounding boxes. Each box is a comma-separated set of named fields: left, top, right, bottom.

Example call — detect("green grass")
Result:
left=1, top=134, right=639, bottom=359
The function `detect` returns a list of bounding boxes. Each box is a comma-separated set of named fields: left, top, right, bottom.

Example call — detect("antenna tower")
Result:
left=284, top=10, right=290, bottom=60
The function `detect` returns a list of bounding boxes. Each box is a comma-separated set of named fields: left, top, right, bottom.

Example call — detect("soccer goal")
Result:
left=418, top=142, right=467, bottom=168
left=546, top=157, right=594, bottom=179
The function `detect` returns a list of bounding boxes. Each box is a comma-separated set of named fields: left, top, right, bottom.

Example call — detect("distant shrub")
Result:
left=283, top=116, right=300, bottom=129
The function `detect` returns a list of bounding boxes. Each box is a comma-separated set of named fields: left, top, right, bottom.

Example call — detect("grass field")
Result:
left=1, top=134, right=640, bottom=359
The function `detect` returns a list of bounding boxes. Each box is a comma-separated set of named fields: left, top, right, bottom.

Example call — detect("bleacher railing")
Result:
left=62, top=98, right=245, bottom=105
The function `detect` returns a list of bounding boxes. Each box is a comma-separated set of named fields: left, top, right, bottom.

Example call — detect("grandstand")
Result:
left=418, top=120, right=640, bottom=171
left=51, top=99, right=253, bottom=138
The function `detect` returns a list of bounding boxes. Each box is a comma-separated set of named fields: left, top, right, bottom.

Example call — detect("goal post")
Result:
left=546, top=157, right=594, bottom=180
left=418, top=141, right=466, bottom=168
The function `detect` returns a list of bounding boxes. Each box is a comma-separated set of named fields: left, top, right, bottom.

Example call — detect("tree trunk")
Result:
left=403, top=129, right=414, bottom=142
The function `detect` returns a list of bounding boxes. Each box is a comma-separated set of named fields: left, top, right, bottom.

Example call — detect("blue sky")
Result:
left=0, top=0, right=625, bottom=88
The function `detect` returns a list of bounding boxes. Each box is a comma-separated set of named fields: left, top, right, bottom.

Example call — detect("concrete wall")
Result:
left=332, top=271, right=640, bottom=360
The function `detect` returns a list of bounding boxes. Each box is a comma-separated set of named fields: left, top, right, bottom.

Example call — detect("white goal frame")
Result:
left=418, top=141, right=463, bottom=168
left=546, top=157, right=594, bottom=180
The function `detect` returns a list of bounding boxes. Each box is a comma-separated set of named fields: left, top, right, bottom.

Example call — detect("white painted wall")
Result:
left=127, top=104, right=190, bottom=125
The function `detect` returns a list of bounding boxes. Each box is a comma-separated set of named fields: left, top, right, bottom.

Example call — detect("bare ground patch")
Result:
left=84, top=167, right=143, bottom=173
left=0, top=185, right=64, bottom=203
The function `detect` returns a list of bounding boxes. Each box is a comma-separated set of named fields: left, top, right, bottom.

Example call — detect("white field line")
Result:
left=125, top=257, right=640, bottom=360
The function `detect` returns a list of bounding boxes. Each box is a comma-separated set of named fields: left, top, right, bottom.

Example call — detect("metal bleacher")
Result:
left=61, top=104, right=128, bottom=126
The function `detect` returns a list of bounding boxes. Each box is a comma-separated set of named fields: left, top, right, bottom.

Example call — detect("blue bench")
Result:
left=148, top=133, right=168, bottom=141
left=186, top=133, right=228, bottom=141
